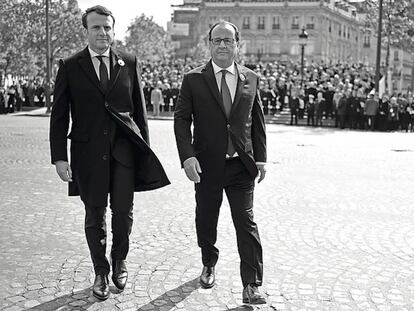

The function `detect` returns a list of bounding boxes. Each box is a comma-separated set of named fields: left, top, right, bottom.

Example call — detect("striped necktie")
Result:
left=220, top=69, right=235, bottom=157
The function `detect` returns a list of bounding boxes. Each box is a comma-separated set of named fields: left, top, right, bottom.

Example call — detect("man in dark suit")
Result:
left=49, top=5, right=169, bottom=300
left=174, top=21, right=267, bottom=305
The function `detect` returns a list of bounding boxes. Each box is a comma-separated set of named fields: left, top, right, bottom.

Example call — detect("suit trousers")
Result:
left=195, top=157, right=263, bottom=287
left=84, top=138, right=135, bottom=275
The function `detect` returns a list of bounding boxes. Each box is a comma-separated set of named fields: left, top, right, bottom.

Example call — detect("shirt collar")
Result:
left=88, top=46, right=110, bottom=59
left=212, top=60, right=236, bottom=76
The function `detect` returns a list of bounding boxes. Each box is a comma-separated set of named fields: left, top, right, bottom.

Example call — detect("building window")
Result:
left=306, top=16, right=314, bottom=30
left=223, top=16, right=231, bottom=22
left=328, top=20, right=331, bottom=33
left=258, top=16, right=265, bottom=30
left=339, top=24, right=341, bottom=36
left=292, top=16, right=299, bottom=30
left=208, top=16, right=217, bottom=28
left=272, top=16, right=280, bottom=29
left=394, top=50, right=399, bottom=61
left=363, top=35, right=370, bottom=48
left=242, top=16, right=250, bottom=30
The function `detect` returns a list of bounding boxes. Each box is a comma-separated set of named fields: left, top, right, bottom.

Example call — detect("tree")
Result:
left=362, top=0, right=414, bottom=92
left=24, top=0, right=86, bottom=76
left=0, top=1, right=36, bottom=84
left=364, top=0, right=414, bottom=67
left=189, top=40, right=210, bottom=63
left=0, top=0, right=86, bottom=86
left=124, top=14, right=173, bottom=62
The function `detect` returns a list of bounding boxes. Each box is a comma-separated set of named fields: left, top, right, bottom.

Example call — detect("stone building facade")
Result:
left=170, top=0, right=414, bottom=92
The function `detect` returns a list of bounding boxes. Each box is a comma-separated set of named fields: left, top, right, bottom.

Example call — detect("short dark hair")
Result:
left=82, top=5, right=115, bottom=29
left=208, top=21, right=240, bottom=43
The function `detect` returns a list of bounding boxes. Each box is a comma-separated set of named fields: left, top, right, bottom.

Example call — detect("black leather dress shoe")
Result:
left=242, top=284, right=266, bottom=304
left=200, top=266, right=215, bottom=288
left=93, top=274, right=109, bottom=300
left=112, top=260, right=128, bottom=290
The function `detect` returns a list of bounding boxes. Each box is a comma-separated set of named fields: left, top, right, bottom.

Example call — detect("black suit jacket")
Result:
left=50, top=47, right=169, bottom=206
left=174, top=60, right=266, bottom=183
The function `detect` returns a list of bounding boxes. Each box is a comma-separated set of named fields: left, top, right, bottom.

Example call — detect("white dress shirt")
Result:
left=211, top=61, right=266, bottom=165
left=212, top=61, right=237, bottom=102
left=211, top=61, right=239, bottom=158
left=88, top=47, right=110, bottom=81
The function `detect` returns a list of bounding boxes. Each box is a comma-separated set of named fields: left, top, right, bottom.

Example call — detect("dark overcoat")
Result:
left=50, top=47, right=170, bottom=206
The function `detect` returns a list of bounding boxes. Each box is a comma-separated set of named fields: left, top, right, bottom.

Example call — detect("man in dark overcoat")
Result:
left=49, top=5, right=169, bottom=300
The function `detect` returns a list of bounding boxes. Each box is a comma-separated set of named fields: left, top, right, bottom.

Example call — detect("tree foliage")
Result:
left=363, top=0, right=414, bottom=51
left=124, top=14, right=173, bottom=62
left=189, top=40, right=210, bottom=63
left=0, top=0, right=86, bottom=83
left=0, top=1, right=36, bottom=78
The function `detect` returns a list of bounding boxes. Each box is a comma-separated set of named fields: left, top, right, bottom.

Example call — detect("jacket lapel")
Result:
left=77, top=47, right=105, bottom=94
left=202, top=60, right=226, bottom=117
left=107, top=48, right=122, bottom=95
left=231, top=63, right=247, bottom=115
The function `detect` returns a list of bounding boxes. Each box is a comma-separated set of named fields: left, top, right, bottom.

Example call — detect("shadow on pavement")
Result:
left=24, top=278, right=200, bottom=310
left=137, top=277, right=199, bottom=310
left=228, top=305, right=254, bottom=310
left=25, top=288, right=94, bottom=310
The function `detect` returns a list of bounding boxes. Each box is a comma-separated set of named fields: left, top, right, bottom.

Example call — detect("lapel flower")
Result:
left=117, top=59, right=125, bottom=67
left=239, top=73, right=246, bottom=82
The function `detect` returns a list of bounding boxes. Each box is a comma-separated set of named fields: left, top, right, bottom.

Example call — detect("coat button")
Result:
left=105, top=102, right=109, bottom=108
left=227, top=124, right=230, bottom=129
left=102, top=155, right=108, bottom=160
left=103, top=130, right=108, bottom=135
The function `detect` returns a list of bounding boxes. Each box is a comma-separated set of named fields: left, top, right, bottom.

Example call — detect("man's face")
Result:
left=209, top=24, right=238, bottom=68
left=86, top=12, right=114, bottom=54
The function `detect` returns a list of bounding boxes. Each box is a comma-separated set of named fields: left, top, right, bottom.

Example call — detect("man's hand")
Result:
left=256, top=163, right=266, bottom=183
left=55, top=160, right=72, bottom=182
left=183, top=157, right=202, bottom=183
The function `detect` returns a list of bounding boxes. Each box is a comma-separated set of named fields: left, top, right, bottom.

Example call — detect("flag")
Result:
left=378, top=76, right=385, bottom=98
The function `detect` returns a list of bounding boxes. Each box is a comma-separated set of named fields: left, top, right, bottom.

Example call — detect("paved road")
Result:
left=0, top=114, right=414, bottom=311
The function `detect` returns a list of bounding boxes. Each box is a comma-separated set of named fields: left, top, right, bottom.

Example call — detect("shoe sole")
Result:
left=112, top=276, right=126, bottom=291
left=93, top=291, right=109, bottom=301
left=199, top=280, right=215, bottom=289
left=243, top=298, right=266, bottom=305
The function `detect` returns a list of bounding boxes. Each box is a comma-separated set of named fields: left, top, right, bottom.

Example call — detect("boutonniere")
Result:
left=117, top=59, right=125, bottom=67
left=239, top=73, right=246, bottom=82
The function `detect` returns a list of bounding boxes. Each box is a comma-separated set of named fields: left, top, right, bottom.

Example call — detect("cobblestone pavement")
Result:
left=1, top=114, right=414, bottom=311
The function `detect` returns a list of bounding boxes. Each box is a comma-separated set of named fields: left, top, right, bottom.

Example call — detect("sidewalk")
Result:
left=11, top=107, right=338, bottom=127
left=1, top=116, right=414, bottom=310
left=11, top=107, right=50, bottom=117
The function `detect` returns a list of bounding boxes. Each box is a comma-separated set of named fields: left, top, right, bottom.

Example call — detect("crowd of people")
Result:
left=2, top=59, right=413, bottom=132
left=251, top=60, right=413, bottom=132
left=137, top=58, right=413, bottom=132
left=0, top=79, right=45, bottom=114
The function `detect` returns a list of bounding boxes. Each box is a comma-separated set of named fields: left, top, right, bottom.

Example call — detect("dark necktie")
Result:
left=97, top=56, right=109, bottom=90
left=220, top=69, right=235, bottom=157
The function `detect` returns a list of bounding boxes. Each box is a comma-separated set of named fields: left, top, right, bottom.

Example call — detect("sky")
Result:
left=77, top=0, right=183, bottom=41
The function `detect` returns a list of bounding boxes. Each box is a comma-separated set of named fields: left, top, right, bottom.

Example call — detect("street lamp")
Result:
left=298, top=27, right=308, bottom=88
left=45, top=0, right=51, bottom=113
left=375, top=0, right=383, bottom=93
